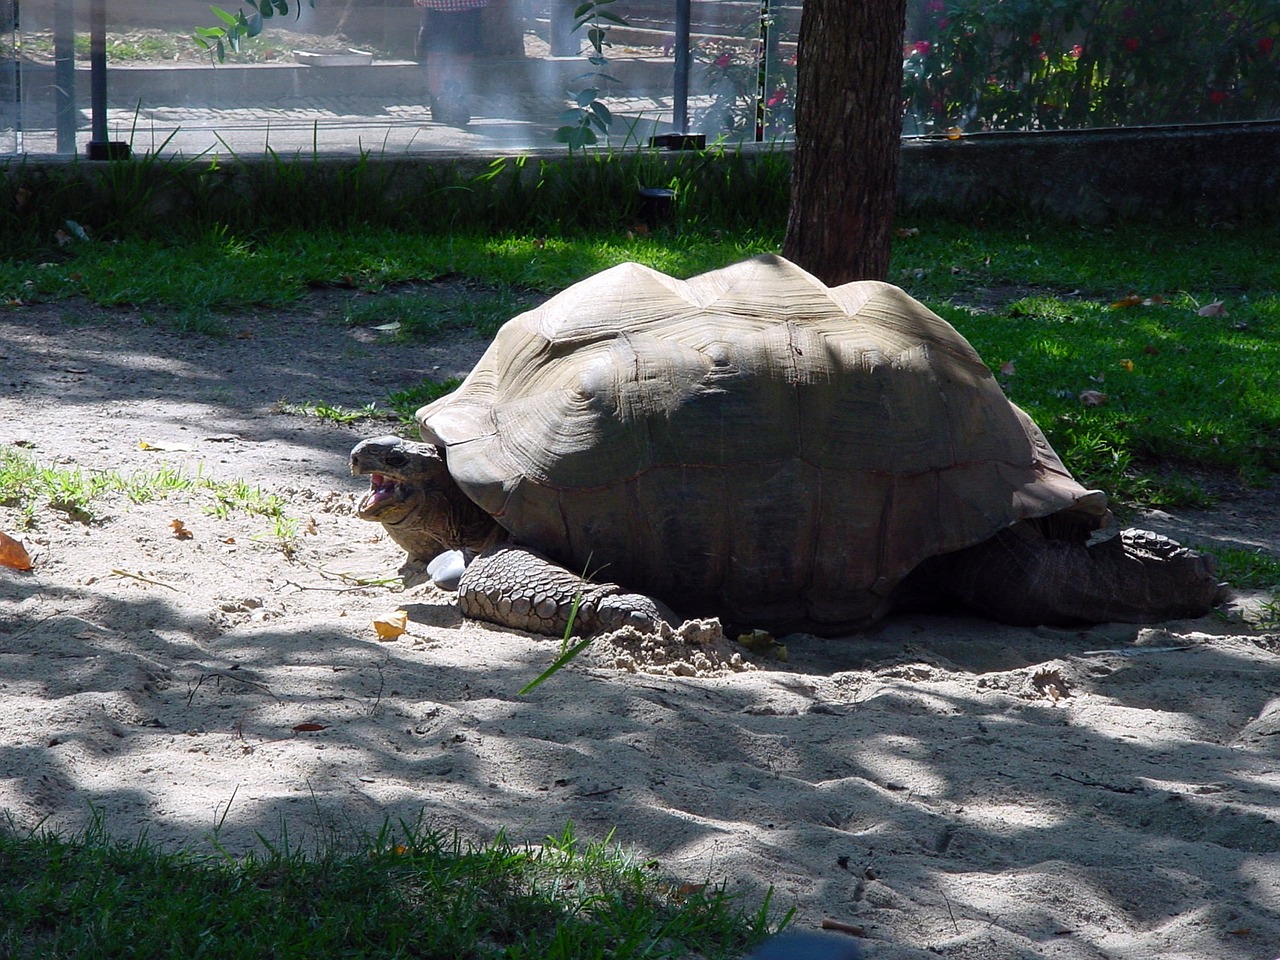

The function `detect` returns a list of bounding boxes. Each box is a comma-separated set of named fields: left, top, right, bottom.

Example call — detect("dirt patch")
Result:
left=3, top=296, right=1280, bottom=959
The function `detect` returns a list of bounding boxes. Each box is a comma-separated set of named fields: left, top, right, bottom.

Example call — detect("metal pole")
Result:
left=89, top=0, right=106, bottom=144
left=86, top=0, right=128, bottom=158
left=54, top=0, right=74, bottom=153
left=754, top=0, right=769, bottom=142
left=672, top=0, right=690, bottom=134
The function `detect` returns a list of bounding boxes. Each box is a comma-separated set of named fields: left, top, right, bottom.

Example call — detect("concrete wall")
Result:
left=6, top=121, right=1280, bottom=225
left=897, top=121, right=1280, bottom=223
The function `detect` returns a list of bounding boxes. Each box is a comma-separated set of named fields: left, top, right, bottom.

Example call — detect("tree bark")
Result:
left=782, top=0, right=909, bottom=285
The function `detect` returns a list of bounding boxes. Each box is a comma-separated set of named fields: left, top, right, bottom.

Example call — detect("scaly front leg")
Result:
left=456, top=545, right=677, bottom=636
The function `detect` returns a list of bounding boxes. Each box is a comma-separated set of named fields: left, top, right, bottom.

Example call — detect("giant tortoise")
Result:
left=351, top=255, right=1220, bottom=637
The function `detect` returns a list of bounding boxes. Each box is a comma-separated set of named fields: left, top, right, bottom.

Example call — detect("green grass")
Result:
left=0, top=818, right=781, bottom=960
left=0, top=446, right=291, bottom=535
left=7, top=219, right=1280, bottom=506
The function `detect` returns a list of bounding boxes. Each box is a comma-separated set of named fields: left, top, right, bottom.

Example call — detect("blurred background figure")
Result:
left=414, top=0, right=490, bottom=126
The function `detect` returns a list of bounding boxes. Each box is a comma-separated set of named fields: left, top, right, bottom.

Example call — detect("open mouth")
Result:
left=358, top=471, right=409, bottom=517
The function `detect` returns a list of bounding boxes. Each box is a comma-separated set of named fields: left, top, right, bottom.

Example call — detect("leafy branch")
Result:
left=554, top=0, right=628, bottom=148
left=195, top=0, right=313, bottom=62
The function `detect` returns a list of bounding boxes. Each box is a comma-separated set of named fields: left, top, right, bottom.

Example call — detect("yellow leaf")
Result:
left=373, top=610, right=409, bottom=640
left=0, top=531, right=33, bottom=571
left=1119, top=358, right=1135, bottom=372
left=946, top=126, right=964, bottom=140
left=171, top=519, right=194, bottom=540
left=138, top=439, right=195, bottom=452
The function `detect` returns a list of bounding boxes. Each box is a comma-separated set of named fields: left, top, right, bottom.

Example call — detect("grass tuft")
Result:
left=0, top=817, right=781, bottom=960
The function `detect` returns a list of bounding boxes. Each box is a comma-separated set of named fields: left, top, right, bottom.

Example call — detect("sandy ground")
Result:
left=3, top=293, right=1280, bottom=960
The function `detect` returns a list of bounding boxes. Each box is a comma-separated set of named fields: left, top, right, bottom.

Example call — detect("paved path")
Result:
left=10, top=92, right=682, bottom=158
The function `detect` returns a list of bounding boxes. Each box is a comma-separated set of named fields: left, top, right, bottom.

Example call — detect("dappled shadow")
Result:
left=0, top=295, right=490, bottom=486
left=4, top=564, right=1280, bottom=958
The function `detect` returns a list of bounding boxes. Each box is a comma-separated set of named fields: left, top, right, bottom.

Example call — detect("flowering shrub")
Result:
left=902, top=0, right=1280, bottom=132
left=693, top=19, right=797, bottom=139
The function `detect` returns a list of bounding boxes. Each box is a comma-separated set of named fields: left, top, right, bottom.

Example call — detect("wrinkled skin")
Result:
left=352, top=435, right=1224, bottom=638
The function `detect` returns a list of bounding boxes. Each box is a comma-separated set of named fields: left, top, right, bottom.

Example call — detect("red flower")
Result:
left=926, top=0, right=945, bottom=12
left=1070, top=44, right=1084, bottom=59
left=937, top=18, right=950, bottom=30
left=1260, top=37, right=1275, bottom=55
left=1122, top=36, right=1140, bottom=53
left=1029, top=33, right=1041, bottom=46
left=1208, top=90, right=1229, bottom=105
left=914, top=41, right=932, bottom=55
left=767, top=88, right=787, bottom=107
left=714, top=53, right=732, bottom=68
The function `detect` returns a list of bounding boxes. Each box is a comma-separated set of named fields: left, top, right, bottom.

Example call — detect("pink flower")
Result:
left=1208, top=90, right=1229, bottom=105
left=1260, top=37, right=1275, bottom=55
left=937, top=18, right=950, bottom=30
left=1070, top=44, right=1083, bottom=59
left=767, top=88, right=787, bottom=107
left=914, top=41, right=932, bottom=55
left=1122, top=36, right=1140, bottom=53
left=926, top=0, right=945, bottom=12
left=1030, top=32, right=1041, bottom=46
left=714, top=53, right=732, bottom=68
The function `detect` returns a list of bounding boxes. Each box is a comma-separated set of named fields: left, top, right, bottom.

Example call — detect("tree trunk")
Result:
left=782, top=0, right=909, bottom=285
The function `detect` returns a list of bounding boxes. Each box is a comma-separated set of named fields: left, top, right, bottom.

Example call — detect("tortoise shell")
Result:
left=417, top=255, right=1095, bottom=632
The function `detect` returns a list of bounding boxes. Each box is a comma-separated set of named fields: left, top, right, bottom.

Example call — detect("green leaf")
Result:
left=518, top=634, right=596, bottom=695
left=210, top=5, right=239, bottom=27
left=589, top=101, right=612, bottom=132
left=574, top=87, right=600, bottom=107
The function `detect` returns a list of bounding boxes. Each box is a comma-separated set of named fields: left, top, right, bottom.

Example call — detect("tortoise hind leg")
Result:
left=934, top=523, right=1223, bottom=626
left=457, top=545, right=677, bottom=637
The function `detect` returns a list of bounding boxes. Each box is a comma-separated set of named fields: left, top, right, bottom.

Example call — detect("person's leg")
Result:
left=428, top=9, right=483, bottom=126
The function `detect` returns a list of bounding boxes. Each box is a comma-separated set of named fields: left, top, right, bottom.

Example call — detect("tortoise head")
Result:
left=349, top=435, right=499, bottom=560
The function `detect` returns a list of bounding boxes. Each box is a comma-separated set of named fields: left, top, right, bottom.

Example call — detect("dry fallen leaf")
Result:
left=0, top=531, right=34, bottom=571
left=171, top=519, right=194, bottom=540
left=373, top=609, right=409, bottom=640
left=1119, top=358, right=1135, bottom=372
left=1111, top=292, right=1166, bottom=309
left=1197, top=300, right=1227, bottom=317
left=946, top=126, right=964, bottom=140
left=292, top=722, right=328, bottom=733
left=999, top=360, right=1017, bottom=377
left=305, top=517, right=319, bottom=536
left=1079, top=389, right=1108, bottom=406
left=1032, top=667, right=1070, bottom=701
left=895, top=226, right=920, bottom=238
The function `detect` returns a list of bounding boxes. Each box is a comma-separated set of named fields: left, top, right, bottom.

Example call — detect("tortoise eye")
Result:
left=384, top=449, right=408, bottom=468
